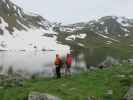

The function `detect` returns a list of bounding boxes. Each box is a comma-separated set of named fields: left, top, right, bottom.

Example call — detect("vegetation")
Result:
left=0, top=64, right=133, bottom=100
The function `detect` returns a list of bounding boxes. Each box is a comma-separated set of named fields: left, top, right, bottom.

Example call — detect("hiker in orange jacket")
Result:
left=54, top=54, right=62, bottom=78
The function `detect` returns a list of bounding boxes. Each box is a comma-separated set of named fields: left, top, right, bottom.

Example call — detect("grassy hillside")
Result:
left=0, top=64, right=133, bottom=100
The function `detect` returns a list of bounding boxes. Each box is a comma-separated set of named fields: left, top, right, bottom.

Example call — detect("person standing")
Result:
left=65, top=54, right=72, bottom=75
left=54, top=54, right=62, bottom=78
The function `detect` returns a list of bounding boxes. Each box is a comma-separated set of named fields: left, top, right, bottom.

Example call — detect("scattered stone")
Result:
left=106, top=90, right=113, bottom=95
left=128, top=59, right=133, bottom=64
left=129, top=75, right=133, bottom=78
left=87, top=96, right=97, bottom=100
left=0, top=74, right=24, bottom=88
left=103, top=90, right=113, bottom=100
left=0, top=86, right=3, bottom=89
left=89, top=66, right=97, bottom=71
left=61, top=84, right=67, bottom=87
left=69, top=88, right=76, bottom=91
left=123, top=86, right=133, bottom=100
left=28, top=92, right=61, bottom=100
left=102, top=56, right=119, bottom=67
left=116, top=74, right=126, bottom=78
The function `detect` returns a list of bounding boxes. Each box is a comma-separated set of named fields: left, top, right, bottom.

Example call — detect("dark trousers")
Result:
left=65, top=64, right=71, bottom=75
left=55, top=65, right=61, bottom=78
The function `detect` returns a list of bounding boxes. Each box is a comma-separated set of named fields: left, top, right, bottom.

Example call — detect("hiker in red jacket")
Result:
left=65, top=54, right=72, bottom=75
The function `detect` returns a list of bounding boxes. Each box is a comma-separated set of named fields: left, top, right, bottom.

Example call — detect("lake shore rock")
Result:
left=123, top=86, right=133, bottom=100
left=0, top=74, right=24, bottom=88
left=28, top=92, right=61, bottom=100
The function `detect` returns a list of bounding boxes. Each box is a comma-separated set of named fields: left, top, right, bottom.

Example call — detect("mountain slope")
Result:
left=53, top=16, right=133, bottom=66
left=0, top=0, right=51, bottom=34
left=56, top=16, right=133, bottom=48
left=0, top=0, right=70, bottom=52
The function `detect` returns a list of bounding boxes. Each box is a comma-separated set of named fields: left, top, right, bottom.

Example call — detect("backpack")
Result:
left=66, top=56, right=72, bottom=65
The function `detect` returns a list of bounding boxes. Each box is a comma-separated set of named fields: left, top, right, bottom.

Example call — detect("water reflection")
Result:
left=0, top=51, right=87, bottom=77
left=0, top=51, right=53, bottom=76
left=0, top=46, right=133, bottom=77
left=72, top=46, right=133, bottom=67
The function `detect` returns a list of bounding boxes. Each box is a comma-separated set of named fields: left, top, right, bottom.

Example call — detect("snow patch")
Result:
left=65, top=34, right=87, bottom=40
left=60, top=26, right=83, bottom=33
left=106, top=41, right=112, bottom=45
left=100, top=21, right=104, bottom=25
left=129, top=44, right=133, bottom=47
left=65, top=35, right=76, bottom=40
left=17, top=9, right=23, bottom=17
left=60, top=27, right=76, bottom=33
left=117, top=17, right=124, bottom=24
left=121, top=27, right=130, bottom=32
left=117, top=17, right=130, bottom=27
left=0, top=17, right=9, bottom=33
left=78, top=43, right=85, bottom=47
left=124, top=33, right=129, bottom=37
left=118, top=34, right=121, bottom=37
left=0, top=28, right=70, bottom=52
left=42, top=27, right=57, bottom=35
left=6, top=4, right=10, bottom=9
left=77, top=34, right=87, bottom=39
left=104, top=27, right=109, bottom=34
left=95, top=32, right=119, bottom=42
left=16, top=20, right=28, bottom=30
left=23, top=10, right=39, bottom=17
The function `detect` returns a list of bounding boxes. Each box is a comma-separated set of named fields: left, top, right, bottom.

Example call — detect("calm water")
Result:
left=0, top=51, right=87, bottom=77
left=0, top=46, right=133, bottom=77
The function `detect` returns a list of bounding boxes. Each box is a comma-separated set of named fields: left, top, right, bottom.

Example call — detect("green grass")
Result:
left=0, top=64, right=133, bottom=100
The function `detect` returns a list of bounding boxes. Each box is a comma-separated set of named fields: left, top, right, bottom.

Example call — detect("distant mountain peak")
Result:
left=0, top=0, right=51, bottom=35
left=57, top=16, right=133, bottom=48
left=0, top=0, right=69, bottom=51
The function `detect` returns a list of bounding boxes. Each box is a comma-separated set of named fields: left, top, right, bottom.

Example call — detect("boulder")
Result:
left=123, top=86, right=133, bottom=100
left=102, top=56, right=119, bottom=67
left=103, top=90, right=113, bottom=100
left=28, top=92, right=61, bottom=100
left=0, top=74, right=24, bottom=88
left=87, top=96, right=97, bottom=100
left=116, top=74, right=126, bottom=78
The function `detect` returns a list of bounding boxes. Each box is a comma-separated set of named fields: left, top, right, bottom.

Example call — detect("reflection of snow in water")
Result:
left=0, top=50, right=69, bottom=77
left=101, top=56, right=119, bottom=66
left=0, top=51, right=88, bottom=77
left=72, top=53, right=87, bottom=73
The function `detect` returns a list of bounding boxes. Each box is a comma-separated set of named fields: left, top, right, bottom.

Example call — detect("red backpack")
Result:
left=66, top=56, right=72, bottom=65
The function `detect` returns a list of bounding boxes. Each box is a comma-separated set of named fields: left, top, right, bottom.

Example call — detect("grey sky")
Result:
left=11, top=0, right=133, bottom=24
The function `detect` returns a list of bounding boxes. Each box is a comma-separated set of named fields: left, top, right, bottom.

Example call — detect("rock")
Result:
left=123, top=86, right=133, bottom=100
left=116, top=74, right=126, bottom=78
left=0, top=86, right=3, bottom=89
left=61, top=84, right=67, bottom=87
left=128, top=59, right=133, bottom=64
left=0, top=74, right=24, bottom=88
left=102, top=56, right=119, bottom=67
left=28, top=92, right=61, bottom=100
left=129, top=75, right=133, bottom=78
left=87, top=96, right=96, bottom=100
left=103, top=90, right=113, bottom=100
left=89, top=66, right=97, bottom=71
left=106, top=90, right=113, bottom=95
left=69, top=88, right=76, bottom=91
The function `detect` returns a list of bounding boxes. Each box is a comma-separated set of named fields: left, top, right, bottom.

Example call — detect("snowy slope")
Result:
left=54, top=16, right=133, bottom=49
left=0, top=0, right=70, bottom=52
left=0, top=16, right=70, bottom=51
